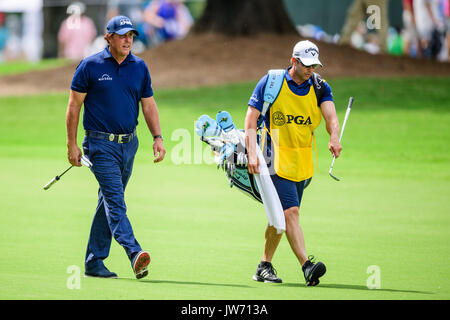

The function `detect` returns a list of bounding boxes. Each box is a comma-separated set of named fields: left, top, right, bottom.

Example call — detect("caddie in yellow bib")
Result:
left=245, top=40, right=343, bottom=287
left=269, top=78, right=322, bottom=182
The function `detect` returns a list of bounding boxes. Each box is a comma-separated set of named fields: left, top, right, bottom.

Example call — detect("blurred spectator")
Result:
left=142, top=0, right=193, bottom=47
left=0, top=12, right=8, bottom=62
left=387, top=26, right=404, bottom=56
left=414, top=0, right=448, bottom=60
left=58, top=2, right=97, bottom=60
left=339, top=0, right=390, bottom=53
left=446, top=0, right=450, bottom=61
left=4, top=14, right=23, bottom=60
left=297, top=24, right=339, bottom=43
left=107, top=0, right=143, bottom=23
left=402, top=0, right=423, bottom=58
left=350, top=21, right=368, bottom=49
left=364, top=32, right=381, bottom=54
left=86, top=36, right=108, bottom=57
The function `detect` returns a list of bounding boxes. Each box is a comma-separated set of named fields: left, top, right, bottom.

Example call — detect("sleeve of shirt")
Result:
left=70, top=60, right=89, bottom=93
left=320, top=81, right=334, bottom=104
left=248, top=74, right=268, bottom=112
left=141, top=63, right=153, bottom=98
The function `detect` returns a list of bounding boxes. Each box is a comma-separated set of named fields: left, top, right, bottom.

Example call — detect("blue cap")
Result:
left=106, top=15, right=139, bottom=36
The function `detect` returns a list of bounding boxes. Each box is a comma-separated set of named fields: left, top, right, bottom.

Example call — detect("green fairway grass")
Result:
left=0, top=58, right=70, bottom=77
left=0, top=77, right=449, bottom=300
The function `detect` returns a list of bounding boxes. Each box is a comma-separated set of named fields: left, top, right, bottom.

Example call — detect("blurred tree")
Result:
left=193, top=0, right=297, bottom=35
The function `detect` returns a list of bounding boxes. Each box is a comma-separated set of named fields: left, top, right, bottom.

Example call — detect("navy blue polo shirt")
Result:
left=71, top=46, right=153, bottom=134
left=248, top=67, right=333, bottom=129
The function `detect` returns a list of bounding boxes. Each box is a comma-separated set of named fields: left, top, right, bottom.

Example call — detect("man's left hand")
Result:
left=153, top=138, right=166, bottom=163
left=328, top=138, right=342, bottom=158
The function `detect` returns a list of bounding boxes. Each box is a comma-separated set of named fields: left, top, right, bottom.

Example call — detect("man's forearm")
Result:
left=142, top=99, right=162, bottom=137
left=66, top=103, right=81, bottom=146
left=320, top=100, right=342, bottom=157
left=244, top=106, right=261, bottom=173
left=326, top=118, right=340, bottom=142
left=65, top=90, right=85, bottom=146
left=320, top=101, right=340, bottom=141
left=65, top=90, right=85, bottom=166
left=245, top=113, right=258, bottom=155
left=141, top=97, right=166, bottom=163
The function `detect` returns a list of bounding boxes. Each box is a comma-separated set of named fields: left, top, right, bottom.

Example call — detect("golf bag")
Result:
left=202, top=131, right=263, bottom=203
left=196, top=111, right=265, bottom=203
left=196, top=111, right=311, bottom=204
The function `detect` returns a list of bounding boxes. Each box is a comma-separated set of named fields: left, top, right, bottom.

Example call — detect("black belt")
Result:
left=86, top=129, right=137, bottom=144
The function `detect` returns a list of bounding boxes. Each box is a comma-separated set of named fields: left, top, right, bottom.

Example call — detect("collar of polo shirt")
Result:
left=103, top=46, right=136, bottom=62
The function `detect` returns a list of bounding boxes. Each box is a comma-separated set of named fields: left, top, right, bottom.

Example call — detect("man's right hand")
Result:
left=247, top=153, right=260, bottom=174
left=67, top=144, right=82, bottom=167
left=245, top=106, right=262, bottom=175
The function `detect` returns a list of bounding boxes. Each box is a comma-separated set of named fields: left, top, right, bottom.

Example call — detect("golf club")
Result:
left=43, top=155, right=93, bottom=190
left=329, top=97, right=354, bottom=181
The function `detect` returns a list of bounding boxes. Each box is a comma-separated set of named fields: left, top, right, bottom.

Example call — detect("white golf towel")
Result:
left=237, top=131, right=286, bottom=234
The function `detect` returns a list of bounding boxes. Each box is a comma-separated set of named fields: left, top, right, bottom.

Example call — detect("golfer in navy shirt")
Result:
left=66, top=15, right=166, bottom=279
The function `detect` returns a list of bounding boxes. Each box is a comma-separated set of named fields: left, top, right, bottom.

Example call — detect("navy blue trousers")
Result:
left=82, top=135, right=142, bottom=271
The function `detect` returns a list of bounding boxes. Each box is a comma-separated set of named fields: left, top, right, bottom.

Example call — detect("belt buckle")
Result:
left=119, top=134, right=132, bottom=144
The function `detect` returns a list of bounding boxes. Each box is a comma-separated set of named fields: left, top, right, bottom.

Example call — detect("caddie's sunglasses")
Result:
left=296, top=59, right=319, bottom=69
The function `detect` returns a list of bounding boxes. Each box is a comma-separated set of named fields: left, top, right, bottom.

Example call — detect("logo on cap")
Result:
left=106, top=15, right=139, bottom=36
left=119, top=18, right=132, bottom=26
left=305, top=48, right=319, bottom=56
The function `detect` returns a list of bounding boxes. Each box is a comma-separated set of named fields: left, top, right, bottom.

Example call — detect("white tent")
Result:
left=0, top=0, right=43, bottom=62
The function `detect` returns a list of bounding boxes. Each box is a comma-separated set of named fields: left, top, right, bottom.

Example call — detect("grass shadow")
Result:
left=115, top=277, right=252, bottom=289
left=281, top=282, right=434, bottom=295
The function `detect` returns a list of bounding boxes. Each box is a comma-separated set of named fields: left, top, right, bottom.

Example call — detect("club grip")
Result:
left=43, top=176, right=59, bottom=190
left=348, top=97, right=354, bottom=109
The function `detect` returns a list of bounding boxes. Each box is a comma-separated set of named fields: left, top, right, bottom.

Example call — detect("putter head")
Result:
left=329, top=172, right=340, bottom=181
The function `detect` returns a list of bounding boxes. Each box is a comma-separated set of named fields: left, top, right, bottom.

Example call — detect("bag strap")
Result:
left=259, top=70, right=325, bottom=130
left=261, top=69, right=285, bottom=118
left=261, top=70, right=326, bottom=117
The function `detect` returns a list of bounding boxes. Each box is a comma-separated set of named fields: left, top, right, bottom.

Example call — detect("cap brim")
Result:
left=299, top=57, right=323, bottom=67
left=114, top=28, right=139, bottom=36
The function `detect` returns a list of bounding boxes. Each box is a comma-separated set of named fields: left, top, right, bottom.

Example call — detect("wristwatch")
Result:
left=153, top=135, right=163, bottom=141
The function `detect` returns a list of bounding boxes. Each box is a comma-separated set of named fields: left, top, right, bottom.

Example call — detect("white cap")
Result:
left=292, top=40, right=323, bottom=67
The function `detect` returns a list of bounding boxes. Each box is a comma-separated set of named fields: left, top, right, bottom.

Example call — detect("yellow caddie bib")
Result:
left=269, top=79, right=322, bottom=182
